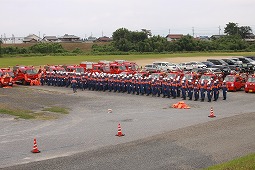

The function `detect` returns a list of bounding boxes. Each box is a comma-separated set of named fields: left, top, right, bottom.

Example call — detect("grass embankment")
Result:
left=1, top=52, right=255, bottom=68
left=204, top=153, right=255, bottom=170
left=0, top=106, right=69, bottom=120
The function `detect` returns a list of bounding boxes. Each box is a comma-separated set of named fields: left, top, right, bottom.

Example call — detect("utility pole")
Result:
left=168, top=29, right=170, bottom=35
left=218, top=26, right=221, bottom=35
left=192, top=27, right=195, bottom=37
left=102, top=31, right=104, bottom=37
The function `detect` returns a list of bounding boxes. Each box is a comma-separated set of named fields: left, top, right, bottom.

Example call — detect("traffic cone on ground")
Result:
left=115, top=123, right=125, bottom=137
left=31, top=138, right=41, bottom=153
left=208, top=107, right=216, bottom=118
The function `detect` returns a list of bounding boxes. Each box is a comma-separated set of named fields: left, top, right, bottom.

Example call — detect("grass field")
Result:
left=204, top=153, right=255, bottom=170
left=1, top=52, right=255, bottom=68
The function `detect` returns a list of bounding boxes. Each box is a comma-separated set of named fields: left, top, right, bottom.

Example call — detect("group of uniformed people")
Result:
left=39, top=71, right=227, bottom=101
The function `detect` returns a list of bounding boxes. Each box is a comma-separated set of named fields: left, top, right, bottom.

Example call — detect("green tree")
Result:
left=224, top=22, right=239, bottom=36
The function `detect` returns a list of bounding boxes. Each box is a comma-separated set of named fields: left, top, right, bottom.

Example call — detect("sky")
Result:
left=1, top=0, right=255, bottom=38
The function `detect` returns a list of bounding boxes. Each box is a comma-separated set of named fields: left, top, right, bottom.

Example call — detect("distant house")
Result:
left=85, top=36, right=98, bottom=43
left=23, top=34, right=41, bottom=43
left=210, top=35, right=225, bottom=40
left=199, top=36, right=210, bottom=41
left=96, top=36, right=112, bottom=42
left=42, top=36, right=59, bottom=42
left=58, top=34, right=81, bottom=42
left=166, top=34, right=183, bottom=41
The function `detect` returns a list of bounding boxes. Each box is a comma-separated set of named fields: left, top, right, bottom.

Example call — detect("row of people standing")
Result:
left=39, top=72, right=227, bottom=101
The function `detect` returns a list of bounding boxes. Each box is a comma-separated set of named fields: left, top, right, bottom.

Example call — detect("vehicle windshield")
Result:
left=200, top=75, right=212, bottom=81
left=247, top=77, right=255, bottom=83
left=167, top=73, right=177, bottom=79
left=151, top=73, right=160, bottom=79
left=3, top=71, right=15, bottom=77
left=26, top=68, right=38, bottom=75
left=184, top=74, right=193, bottom=80
left=75, top=68, right=84, bottom=73
left=246, top=58, right=254, bottom=62
left=119, top=65, right=126, bottom=71
left=130, top=64, right=139, bottom=71
left=224, top=76, right=235, bottom=82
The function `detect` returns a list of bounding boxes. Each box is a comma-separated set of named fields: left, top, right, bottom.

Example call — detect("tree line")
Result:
left=0, top=22, right=255, bottom=57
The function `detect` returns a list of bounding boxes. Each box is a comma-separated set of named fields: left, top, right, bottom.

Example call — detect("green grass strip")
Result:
left=42, top=106, right=69, bottom=114
left=204, top=153, right=255, bottom=170
left=1, top=52, right=255, bottom=67
left=0, top=108, right=35, bottom=119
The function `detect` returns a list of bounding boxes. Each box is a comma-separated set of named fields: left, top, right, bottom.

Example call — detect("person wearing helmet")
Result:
left=200, top=80, right=206, bottom=102
left=71, top=77, right=78, bottom=93
left=193, top=81, right=200, bottom=101
left=222, top=80, right=227, bottom=100
left=206, top=81, right=212, bottom=102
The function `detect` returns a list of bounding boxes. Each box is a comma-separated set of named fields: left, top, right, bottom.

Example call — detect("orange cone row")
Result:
left=31, top=107, right=217, bottom=153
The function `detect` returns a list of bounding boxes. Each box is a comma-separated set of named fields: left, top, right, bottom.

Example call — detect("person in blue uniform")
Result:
left=221, top=80, right=227, bottom=100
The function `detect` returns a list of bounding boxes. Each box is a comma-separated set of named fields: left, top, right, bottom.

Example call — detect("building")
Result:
left=23, top=34, right=41, bottom=43
left=85, top=36, right=97, bottom=43
left=166, top=34, right=183, bottom=41
left=96, top=36, right=112, bottom=42
left=58, top=34, right=81, bottom=42
left=42, top=36, right=59, bottom=42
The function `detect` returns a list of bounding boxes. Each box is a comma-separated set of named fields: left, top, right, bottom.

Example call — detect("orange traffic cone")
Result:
left=115, top=123, right=125, bottom=137
left=31, top=138, right=41, bottom=153
left=208, top=107, right=216, bottom=118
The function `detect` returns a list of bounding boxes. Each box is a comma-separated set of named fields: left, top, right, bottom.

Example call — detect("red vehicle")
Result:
left=224, top=74, right=245, bottom=91
left=182, top=72, right=200, bottom=83
left=44, top=65, right=65, bottom=73
left=244, top=75, right=255, bottom=93
left=199, top=73, right=218, bottom=84
left=0, top=68, right=14, bottom=87
left=63, top=65, right=85, bottom=73
left=80, top=61, right=110, bottom=73
left=114, top=60, right=139, bottom=74
left=13, top=66, right=39, bottom=85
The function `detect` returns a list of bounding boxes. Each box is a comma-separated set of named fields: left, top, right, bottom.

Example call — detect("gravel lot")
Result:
left=0, top=84, right=254, bottom=169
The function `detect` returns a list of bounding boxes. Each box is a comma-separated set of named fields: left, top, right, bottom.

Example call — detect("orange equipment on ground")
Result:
left=208, top=107, right=216, bottom=118
left=115, top=123, right=125, bottom=137
left=31, top=138, right=41, bottom=153
left=172, top=101, right=190, bottom=109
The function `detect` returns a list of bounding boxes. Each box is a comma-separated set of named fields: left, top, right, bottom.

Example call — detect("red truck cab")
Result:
left=245, top=75, right=255, bottom=93
left=13, top=66, right=39, bottom=85
left=0, top=68, right=14, bottom=87
left=224, top=74, right=245, bottom=91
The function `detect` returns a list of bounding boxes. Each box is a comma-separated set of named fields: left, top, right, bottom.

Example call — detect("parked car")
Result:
left=237, top=57, right=255, bottom=65
left=224, top=74, right=245, bottom=91
left=221, top=58, right=241, bottom=70
left=201, top=61, right=215, bottom=68
left=244, top=75, right=255, bottom=93
left=152, top=62, right=177, bottom=71
left=143, top=64, right=159, bottom=73
left=188, top=61, right=207, bottom=68
left=177, top=62, right=193, bottom=71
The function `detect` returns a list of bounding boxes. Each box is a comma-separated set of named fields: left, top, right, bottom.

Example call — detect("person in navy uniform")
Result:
left=187, top=80, right=194, bottom=100
left=212, top=80, right=220, bottom=101
left=221, top=80, right=227, bottom=100
left=193, top=80, right=200, bottom=101
left=181, top=80, right=187, bottom=100
left=206, top=81, right=213, bottom=102
left=200, top=80, right=206, bottom=102
left=71, top=77, right=78, bottom=93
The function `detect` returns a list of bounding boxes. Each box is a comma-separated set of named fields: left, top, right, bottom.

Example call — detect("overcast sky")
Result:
left=1, top=0, right=255, bottom=38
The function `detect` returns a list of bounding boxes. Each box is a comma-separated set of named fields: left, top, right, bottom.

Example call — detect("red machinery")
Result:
left=13, top=66, right=39, bottom=85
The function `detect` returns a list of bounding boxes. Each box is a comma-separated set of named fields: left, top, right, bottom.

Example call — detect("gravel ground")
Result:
left=0, top=85, right=254, bottom=169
